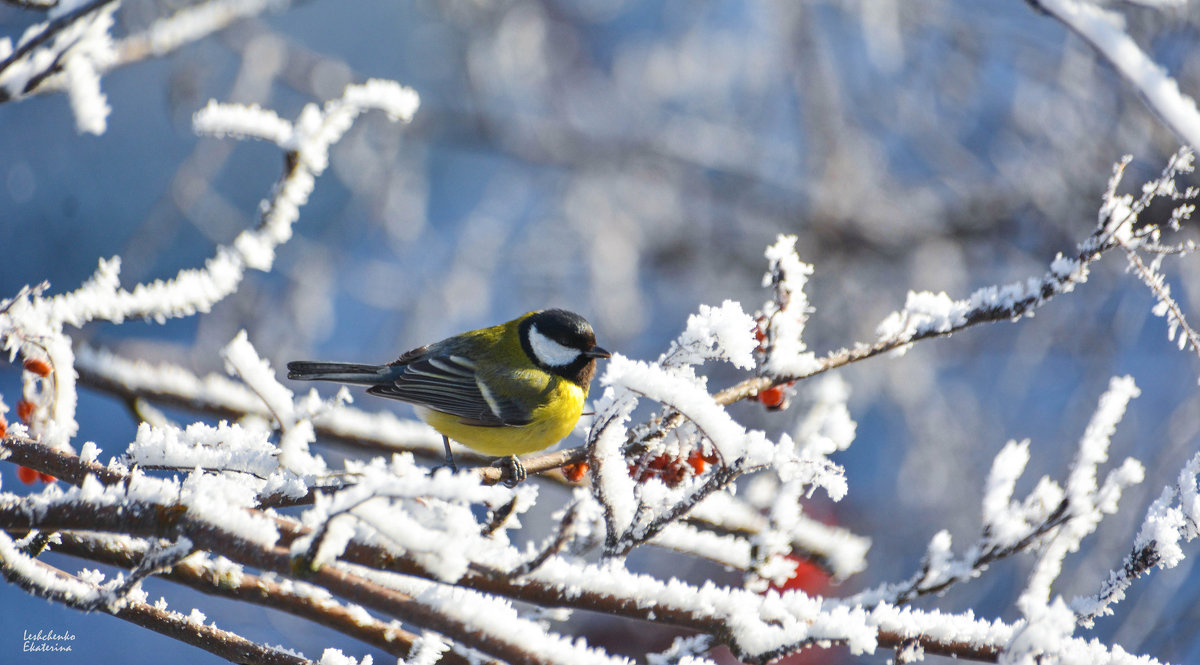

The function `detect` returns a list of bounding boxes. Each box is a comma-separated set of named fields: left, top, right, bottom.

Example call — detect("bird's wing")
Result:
left=367, top=354, right=531, bottom=427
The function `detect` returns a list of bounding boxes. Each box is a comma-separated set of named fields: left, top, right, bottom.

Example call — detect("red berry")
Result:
left=38, top=472, right=56, bottom=483
left=17, top=466, right=37, bottom=484
left=770, top=554, right=831, bottom=595
left=0, top=417, right=7, bottom=439
left=562, top=462, right=589, bottom=483
left=23, top=358, right=51, bottom=377
left=632, top=453, right=693, bottom=487
left=757, top=386, right=785, bottom=408
left=686, top=449, right=708, bottom=475
left=15, top=400, right=35, bottom=423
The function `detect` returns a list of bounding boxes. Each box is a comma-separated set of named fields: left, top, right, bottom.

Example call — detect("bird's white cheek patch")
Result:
left=529, top=324, right=581, bottom=367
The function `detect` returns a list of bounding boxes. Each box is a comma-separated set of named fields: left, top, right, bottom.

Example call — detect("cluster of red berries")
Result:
left=628, top=448, right=719, bottom=488
left=559, top=448, right=722, bottom=487
left=2, top=358, right=57, bottom=484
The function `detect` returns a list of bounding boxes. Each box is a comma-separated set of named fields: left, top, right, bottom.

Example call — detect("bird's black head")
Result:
left=519, top=309, right=610, bottom=387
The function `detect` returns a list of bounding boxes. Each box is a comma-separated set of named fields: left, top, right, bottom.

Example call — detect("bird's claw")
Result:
left=491, top=455, right=527, bottom=488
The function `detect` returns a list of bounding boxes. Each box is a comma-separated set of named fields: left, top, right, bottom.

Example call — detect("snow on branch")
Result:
left=603, top=355, right=774, bottom=467
left=291, top=455, right=518, bottom=580
left=738, top=375, right=863, bottom=586
left=0, top=529, right=313, bottom=665
left=1, top=0, right=297, bottom=120
left=0, top=434, right=520, bottom=657
left=0, top=423, right=1168, bottom=665
left=1008, top=378, right=1145, bottom=662
left=840, top=377, right=1143, bottom=622
left=584, top=298, right=850, bottom=556
left=1074, top=449, right=1200, bottom=626
left=222, top=330, right=326, bottom=475
left=716, top=149, right=1198, bottom=407
left=757, top=234, right=820, bottom=379
left=49, top=531, right=430, bottom=661
left=1028, top=0, right=1200, bottom=150
left=0, top=79, right=419, bottom=448
left=194, top=78, right=418, bottom=271
left=193, top=78, right=419, bottom=174
left=0, top=0, right=118, bottom=134
left=0, top=441, right=607, bottom=665
left=1098, top=148, right=1200, bottom=375
left=350, top=566, right=630, bottom=665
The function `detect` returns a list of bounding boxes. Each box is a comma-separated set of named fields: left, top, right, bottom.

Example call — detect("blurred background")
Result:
left=2, top=0, right=1200, bottom=662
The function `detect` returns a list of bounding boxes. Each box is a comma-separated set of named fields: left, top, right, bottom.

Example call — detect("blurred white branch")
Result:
left=1029, top=0, right=1200, bottom=149
left=0, top=0, right=295, bottom=121
left=0, top=0, right=117, bottom=133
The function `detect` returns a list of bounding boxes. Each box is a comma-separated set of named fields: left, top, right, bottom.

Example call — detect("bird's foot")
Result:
left=491, top=455, right=527, bottom=488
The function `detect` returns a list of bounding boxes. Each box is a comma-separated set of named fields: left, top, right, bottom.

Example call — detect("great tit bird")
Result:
left=287, top=309, right=610, bottom=483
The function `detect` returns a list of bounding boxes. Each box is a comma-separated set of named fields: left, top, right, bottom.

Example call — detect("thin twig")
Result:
left=0, top=0, right=118, bottom=101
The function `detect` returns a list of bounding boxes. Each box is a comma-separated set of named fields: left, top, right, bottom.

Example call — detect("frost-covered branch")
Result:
left=582, top=300, right=840, bottom=556
left=839, top=377, right=1143, bottom=615
left=47, top=532, right=435, bottom=662
left=0, top=425, right=1167, bottom=665
left=0, top=436, right=608, bottom=665
left=0, top=530, right=313, bottom=665
left=0, top=0, right=297, bottom=133
left=0, top=78, right=418, bottom=450
left=1101, top=149, right=1200, bottom=370
left=1074, top=449, right=1200, bottom=626
left=0, top=0, right=118, bottom=133
left=716, top=149, right=1198, bottom=406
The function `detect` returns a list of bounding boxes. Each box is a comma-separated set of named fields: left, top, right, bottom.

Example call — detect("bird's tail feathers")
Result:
left=287, top=361, right=389, bottom=385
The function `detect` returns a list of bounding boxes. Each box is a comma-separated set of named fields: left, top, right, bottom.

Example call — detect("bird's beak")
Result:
left=585, top=346, right=611, bottom=359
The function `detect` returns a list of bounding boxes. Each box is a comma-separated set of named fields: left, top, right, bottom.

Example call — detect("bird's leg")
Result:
left=491, top=455, right=527, bottom=488
left=440, top=435, right=458, bottom=472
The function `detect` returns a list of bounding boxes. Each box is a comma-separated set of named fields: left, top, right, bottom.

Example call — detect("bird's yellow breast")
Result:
left=416, top=376, right=587, bottom=457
